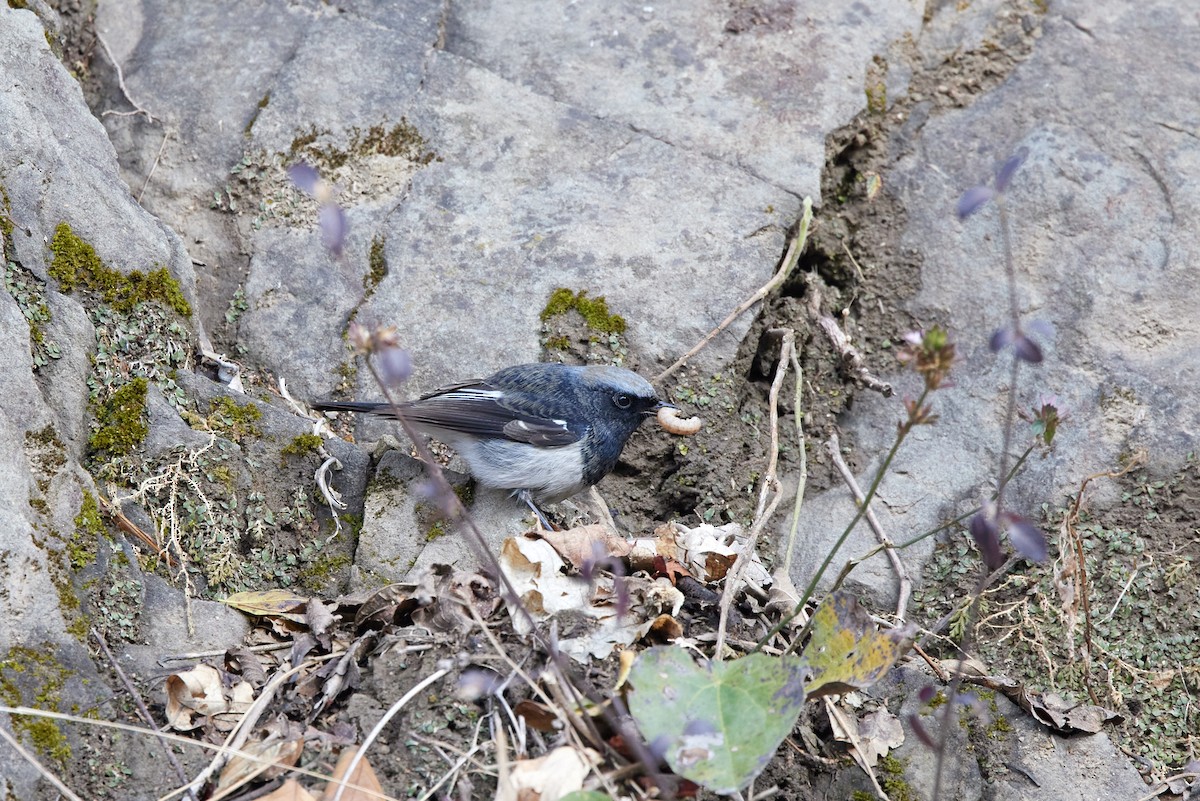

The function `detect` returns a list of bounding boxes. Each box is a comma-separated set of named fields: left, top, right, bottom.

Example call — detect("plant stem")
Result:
left=757, top=387, right=930, bottom=653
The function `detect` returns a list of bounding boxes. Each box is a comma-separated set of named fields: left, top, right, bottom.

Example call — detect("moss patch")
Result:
left=298, top=553, right=350, bottom=589
left=49, top=222, right=191, bottom=317
left=290, top=120, right=438, bottom=171
left=282, top=433, right=324, bottom=461
left=207, top=396, right=263, bottom=443
left=876, top=755, right=918, bottom=801
left=89, top=378, right=149, bottom=457
left=0, top=645, right=73, bottom=766
left=539, top=288, right=627, bottom=334
left=365, top=233, right=388, bottom=295
left=69, top=490, right=106, bottom=570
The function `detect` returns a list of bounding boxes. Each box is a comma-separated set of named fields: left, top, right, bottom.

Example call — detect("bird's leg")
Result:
left=516, top=489, right=554, bottom=531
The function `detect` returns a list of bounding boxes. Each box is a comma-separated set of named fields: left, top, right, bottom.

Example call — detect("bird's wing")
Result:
left=403, top=383, right=582, bottom=447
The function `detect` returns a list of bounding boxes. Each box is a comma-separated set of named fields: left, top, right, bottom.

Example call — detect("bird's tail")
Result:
left=311, top=400, right=398, bottom=418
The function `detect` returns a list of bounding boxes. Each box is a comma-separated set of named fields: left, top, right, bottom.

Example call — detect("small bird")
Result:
left=313, top=363, right=673, bottom=516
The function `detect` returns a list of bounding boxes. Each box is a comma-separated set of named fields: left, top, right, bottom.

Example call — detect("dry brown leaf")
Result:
left=494, top=746, right=600, bottom=801
left=306, top=598, right=339, bottom=641
left=854, top=708, right=904, bottom=767
left=215, top=737, right=304, bottom=799
left=165, top=664, right=228, bottom=731
left=224, top=646, right=269, bottom=687
left=764, top=567, right=803, bottom=625
left=1022, top=689, right=1122, bottom=734
left=513, top=700, right=561, bottom=733
left=499, top=537, right=679, bottom=661
left=411, top=564, right=499, bottom=632
left=321, top=747, right=385, bottom=801
left=223, top=589, right=310, bottom=621
left=631, top=522, right=770, bottom=585
left=353, top=583, right=419, bottom=630
left=210, top=680, right=256, bottom=732
left=538, top=523, right=632, bottom=568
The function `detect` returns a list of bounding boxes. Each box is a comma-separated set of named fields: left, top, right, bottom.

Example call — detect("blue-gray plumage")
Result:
left=313, top=363, right=672, bottom=505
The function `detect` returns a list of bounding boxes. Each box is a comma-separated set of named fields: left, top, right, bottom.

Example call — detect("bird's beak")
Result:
left=647, top=399, right=677, bottom=416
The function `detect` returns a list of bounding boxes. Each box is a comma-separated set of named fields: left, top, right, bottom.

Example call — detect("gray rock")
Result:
left=446, top=0, right=923, bottom=197
left=118, top=574, right=251, bottom=681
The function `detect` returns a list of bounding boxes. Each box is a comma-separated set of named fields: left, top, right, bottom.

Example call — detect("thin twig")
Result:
left=95, top=30, right=157, bottom=123
left=781, top=348, right=807, bottom=575
left=331, top=668, right=450, bottom=801
left=912, top=642, right=951, bottom=682
left=824, top=432, right=911, bottom=621
left=654, top=198, right=812, bottom=384
left=415, top=721, right=490, bottom=800
left=138, top=129, right=170, bottom=203
left=0, top=723, right=84, bottom=801
left=92, top=629, right=195, bottom=801
left=804, top=274, right=892, bottom=397
left=158, top=642, right=291, bottom=664
left=715, top=330, right=791, bottom=658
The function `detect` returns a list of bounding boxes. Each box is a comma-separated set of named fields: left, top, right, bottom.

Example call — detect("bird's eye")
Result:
left=613, top=393, right=632, bottom=410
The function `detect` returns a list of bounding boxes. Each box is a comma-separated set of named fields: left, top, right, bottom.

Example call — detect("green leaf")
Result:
left=559, top=793, right=612, bottom=801
left=627, top=646, right=807, bottom=793
left=802, top=590, right=917, bottom=699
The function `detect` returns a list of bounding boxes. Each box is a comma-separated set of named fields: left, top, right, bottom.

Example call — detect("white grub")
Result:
left=657, top=406, right=702, bottom=436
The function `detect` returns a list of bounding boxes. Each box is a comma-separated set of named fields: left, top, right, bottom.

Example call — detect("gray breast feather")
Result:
left=453, top=437, right=586, bottom=503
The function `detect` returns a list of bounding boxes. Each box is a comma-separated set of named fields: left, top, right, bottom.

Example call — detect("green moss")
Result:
left=543, top=334, right=571, bottom=351
left=0, top=646, right=73, bottom=765
left=365, top=234, right=388, bottom=295
left=89, top=378, right=149, bottom=457
left=425, top=519, right=447, bottom=541
left=28, top=496, right=49, bottom=514
left=282, top=433, right=324, bottom=461
left=23, top=717, right=71, bottom=763
left=8, top=0, right=30, bottom=11
left=48, top=223, right=191, bottom=317
left=852, top=792, right=876, bottom=801
left=452, top=481, right=476, bottom=509
left=244, top=91, right=270, bottom=135
left=340, top=512, right=364, bottom=537
left=334, top=360, right=358, bottom=394
left=280, top=434, right=324, bottom=472
left=298, top=553, right=350, bottom=586
left=539, top=288, right=627, bottom=334
left=877, top=755, right=918, bottom=801
left=210, top=464, right=235, bottom=490
left=48, top=222, right=105, bottom=292
left=289, top=120, right=438, bottom=171
left=865, top=82, right=887, bottom=114
left=208, top=396, right=262, bottom=442
left=75, top=490, right=106, bottom=539
left=124, top=267, right=192, bottom=317
left=0, top=183, right=13, bottom=247
left=977, top=690, right=1014, bottom=738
